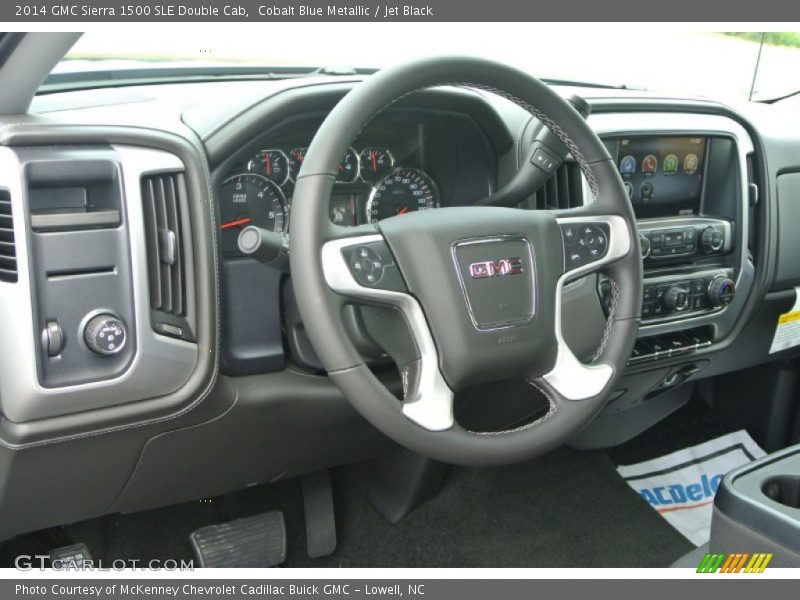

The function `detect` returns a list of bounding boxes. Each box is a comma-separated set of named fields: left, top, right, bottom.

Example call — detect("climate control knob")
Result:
left=701, top=226, right=724, bottom=253
left=83, top=313, right=127, bottom=356
left=708, top=277, right=736, bottom=307
left=664, top=286, right=690, bottom=312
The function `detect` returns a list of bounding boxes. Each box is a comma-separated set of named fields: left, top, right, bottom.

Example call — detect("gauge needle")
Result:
left=265, top=154, right=272, bottom=177
left=371, top=150, right=378, bottom=173
left=220, top=217, right=252, bottom=230
left=396, top=206, right=409, bottom=215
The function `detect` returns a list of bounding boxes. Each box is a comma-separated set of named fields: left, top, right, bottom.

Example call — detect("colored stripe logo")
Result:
left=697, top=552, right=773, bottom=573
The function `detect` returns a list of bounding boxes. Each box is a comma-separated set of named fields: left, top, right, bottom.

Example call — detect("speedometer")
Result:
left=367, top=168, right=440, bottom=223
left=219, top=173, right=287, bottom=254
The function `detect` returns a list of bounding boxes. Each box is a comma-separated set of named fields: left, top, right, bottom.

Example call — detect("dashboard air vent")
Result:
left=0, top=190, right=17, bottom=283
left=141, top=173, right=186, bottom=317
left=532, top=161, right=584, bottom=210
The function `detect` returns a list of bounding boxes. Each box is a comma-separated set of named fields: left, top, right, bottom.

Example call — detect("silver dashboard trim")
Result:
left=0, top=146, right=199, bottom=423
left=321, top=234, right=454, bottom=432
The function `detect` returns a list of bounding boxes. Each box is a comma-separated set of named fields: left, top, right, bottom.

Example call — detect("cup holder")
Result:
left=762, top=476, right=800, bottom=509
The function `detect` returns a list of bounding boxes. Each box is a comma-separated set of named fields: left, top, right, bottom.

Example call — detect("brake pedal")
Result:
left=190, top=511, right=286, bottom=568
left=301, top=470, right=337, bottom=558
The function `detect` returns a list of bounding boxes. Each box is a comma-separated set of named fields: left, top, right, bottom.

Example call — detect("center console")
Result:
left=588, top=114, right=754, bottom=367
left=711, top=444, right=800, bottom=566
left=568, top=112, right=756, bottom=450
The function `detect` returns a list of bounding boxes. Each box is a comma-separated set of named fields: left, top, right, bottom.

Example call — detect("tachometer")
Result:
left=219, top=174, right=287, bottom=254
left=247, top=149, right=290, bottom=186
left=367, top=168, right=440, bottom=223
left=359, top=147, right=395, bottom=182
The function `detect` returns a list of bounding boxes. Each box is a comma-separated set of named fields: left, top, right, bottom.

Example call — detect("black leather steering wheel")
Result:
left=290, top=56, right=642, bottom=466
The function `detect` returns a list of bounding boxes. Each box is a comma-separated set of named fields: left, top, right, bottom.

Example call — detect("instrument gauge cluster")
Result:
left=219, top=143, right=443, bottom=253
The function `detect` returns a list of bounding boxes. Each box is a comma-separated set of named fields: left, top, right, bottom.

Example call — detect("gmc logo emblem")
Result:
left=468, top=258, right=524, bottom=279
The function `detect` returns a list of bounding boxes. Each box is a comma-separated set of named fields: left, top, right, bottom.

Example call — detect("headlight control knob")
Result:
left=83, top=313, right=127, bottom=356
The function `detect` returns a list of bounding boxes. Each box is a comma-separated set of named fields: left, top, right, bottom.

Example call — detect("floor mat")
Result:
left=287, top=448, right=692, bottom=568
left=616, top=430, right=765, bottom=546
left=608, top=397, right=729, bottom=465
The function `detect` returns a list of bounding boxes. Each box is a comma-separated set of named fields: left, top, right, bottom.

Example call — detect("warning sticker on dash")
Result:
left=769, top=286, right=800, bottom=353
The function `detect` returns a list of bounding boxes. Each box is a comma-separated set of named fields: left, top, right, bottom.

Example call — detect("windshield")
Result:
left=52, top=27, right=800, bottom=102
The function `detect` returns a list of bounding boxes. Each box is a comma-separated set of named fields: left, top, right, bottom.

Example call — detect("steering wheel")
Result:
left=291, top=57, right=642, bottom=466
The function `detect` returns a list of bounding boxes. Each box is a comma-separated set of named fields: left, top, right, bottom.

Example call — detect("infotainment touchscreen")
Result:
left=615, top=136, right=707, bottom=218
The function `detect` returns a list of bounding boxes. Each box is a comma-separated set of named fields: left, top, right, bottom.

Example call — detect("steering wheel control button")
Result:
left=42, top=321, right=64, bottom=358
left=350, top=246, right=384, bottom=285
left=530, top=145, right=559, bottom=175
left=83, top=314, right=127, bottom=356
left=561, top=224, right=578, bottom=244
left=561, top=222, right=610, bottom=271
left=452, top=236, right=535, bottom=330
left=342, top=241, right=407, bottom=292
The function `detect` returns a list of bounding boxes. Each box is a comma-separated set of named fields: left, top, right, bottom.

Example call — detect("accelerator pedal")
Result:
left=301, top=470, right=337, bottom=558
left=190, top=511, right=286, bottom=568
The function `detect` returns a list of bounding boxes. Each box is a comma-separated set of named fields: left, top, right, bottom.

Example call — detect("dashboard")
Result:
left=3, top=70, right=800, bottom=540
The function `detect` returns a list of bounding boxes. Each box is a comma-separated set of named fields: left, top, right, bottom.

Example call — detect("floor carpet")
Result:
left=1, top=396, right=729, bottom=569
left=0, top=446, right=693, bottom=568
